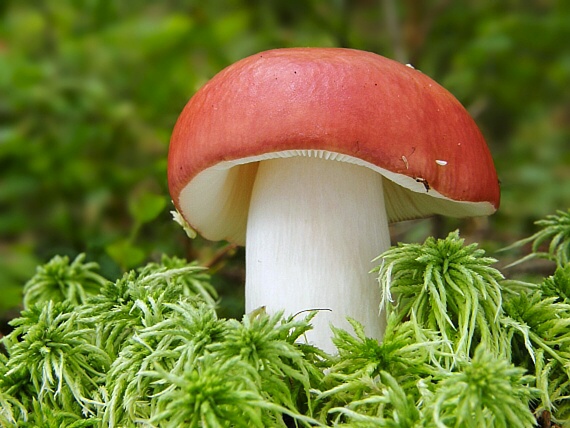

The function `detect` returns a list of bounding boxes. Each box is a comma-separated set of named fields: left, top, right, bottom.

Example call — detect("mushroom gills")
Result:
left=246, top=156, right=390, bottom=352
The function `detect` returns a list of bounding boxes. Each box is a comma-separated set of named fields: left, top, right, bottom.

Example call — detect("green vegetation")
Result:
left=1, top=212, right=570, bottom=426
left=1, top=0, right=569, bottom=318
left=2, top=1, right=569, bottom=425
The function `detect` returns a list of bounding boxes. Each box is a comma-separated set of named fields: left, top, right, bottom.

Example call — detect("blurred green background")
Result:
left=1, top=0, right=569, bottom=324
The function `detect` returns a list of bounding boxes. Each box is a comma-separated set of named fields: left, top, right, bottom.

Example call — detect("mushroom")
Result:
left=168, top=48, right=500, bottom=352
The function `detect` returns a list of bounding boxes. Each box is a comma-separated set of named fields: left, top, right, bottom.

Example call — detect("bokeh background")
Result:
left=1, top=0, right=569, bottom=325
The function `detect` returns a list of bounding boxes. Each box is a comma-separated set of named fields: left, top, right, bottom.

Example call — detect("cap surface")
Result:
left=168, top=48, right=500, bottom=244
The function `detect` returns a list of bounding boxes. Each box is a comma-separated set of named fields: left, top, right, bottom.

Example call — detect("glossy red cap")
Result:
left=168, top=48, right=500, bottom=243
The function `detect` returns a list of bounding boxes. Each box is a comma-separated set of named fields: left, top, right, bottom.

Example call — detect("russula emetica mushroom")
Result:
left=168, top=48, right=500, bottom=352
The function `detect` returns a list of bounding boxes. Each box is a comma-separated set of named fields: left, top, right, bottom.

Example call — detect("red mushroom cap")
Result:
left=168, top=48, right=500, bottom=244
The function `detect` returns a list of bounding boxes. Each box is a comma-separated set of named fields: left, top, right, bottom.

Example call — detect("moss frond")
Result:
left=22, top=254, right=108, bottom=309
left=427, top=345, right=537, bottom=428
left=373, top=231, right=506, bottom=366
left=503, top=209, right=570, bottom=268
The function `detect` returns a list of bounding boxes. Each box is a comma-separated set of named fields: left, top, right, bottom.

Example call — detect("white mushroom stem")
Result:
left=245, top=156, right=391, bottom=353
